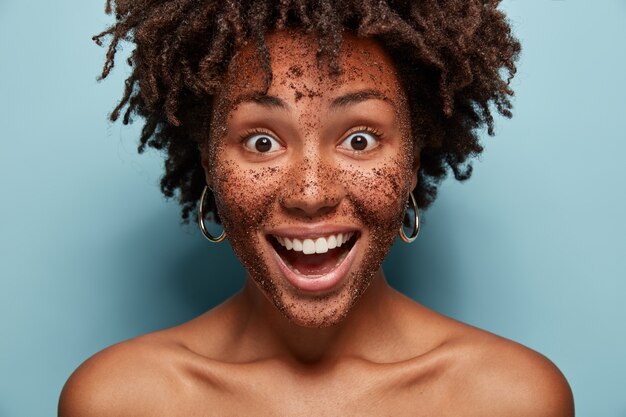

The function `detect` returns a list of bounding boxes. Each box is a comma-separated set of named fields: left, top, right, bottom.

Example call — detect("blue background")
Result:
left=1, top=1, right=625, bottom=416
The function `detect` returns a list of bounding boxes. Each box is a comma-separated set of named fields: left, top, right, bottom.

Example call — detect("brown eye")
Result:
left=243, top=133, right=281, bottom=153
left=255, top=137, right=272, bottom=152
left=350, top=135, right=367, bottom=151
left=339, top=131, right=379, bottom=152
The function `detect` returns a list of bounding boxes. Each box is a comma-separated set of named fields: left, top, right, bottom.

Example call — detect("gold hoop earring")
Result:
left=199, top=185, right=226, bottom=243
left=399, top=191, right=420, bottom=243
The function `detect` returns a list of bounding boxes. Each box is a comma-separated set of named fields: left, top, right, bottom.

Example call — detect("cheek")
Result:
left=340, top=157, right=413, bottom=230
left=337, top=156, right=414, bottom=306
left=212, top=159, right=283, bottom=235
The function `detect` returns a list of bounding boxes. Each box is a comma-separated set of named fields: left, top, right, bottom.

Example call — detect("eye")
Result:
left=338, top=130, right=381, bottom=152
left=243, top=132, right=282, bottom=153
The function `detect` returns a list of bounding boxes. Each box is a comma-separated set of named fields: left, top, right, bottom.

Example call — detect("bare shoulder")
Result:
left=446, top=326, right=575, bottom=417
left=58, top=333, right=193, bottom=417
left=58, top=304, right=238, bottom=417
left=382, top=296, right=574, bottom=416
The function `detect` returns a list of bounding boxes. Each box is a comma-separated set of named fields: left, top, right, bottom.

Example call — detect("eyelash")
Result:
left=344, top=126, right=384, bottom=141
left=238, top=128, right=277, bottom=143
left=339, top=126, right=385, bottom=153
left=239, top=128, right=283, bottom=154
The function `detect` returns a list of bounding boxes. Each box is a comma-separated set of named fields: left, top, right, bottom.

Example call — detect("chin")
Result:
left=279, top=303, right=352, bottom=328
left=267, top=278, right=367, bottom=328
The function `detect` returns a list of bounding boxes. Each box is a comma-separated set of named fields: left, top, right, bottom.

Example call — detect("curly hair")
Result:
left=94, top=0, right=520, bottom=223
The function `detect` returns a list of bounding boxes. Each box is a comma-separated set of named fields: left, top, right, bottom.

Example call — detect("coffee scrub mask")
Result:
left=202, top=30, right=418, bottom=328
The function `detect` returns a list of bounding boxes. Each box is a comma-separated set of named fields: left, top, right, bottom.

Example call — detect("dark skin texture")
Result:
left=206, top=32, right=415, bottom=331
left=59, top=32, right=574, bottom=416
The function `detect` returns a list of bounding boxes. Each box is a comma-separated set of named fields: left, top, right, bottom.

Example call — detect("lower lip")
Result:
left=269, top=237, right=360, bottom=293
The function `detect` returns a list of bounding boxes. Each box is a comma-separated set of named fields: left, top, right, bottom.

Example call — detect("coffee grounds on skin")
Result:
left=205, top=30, right=416, bottom=328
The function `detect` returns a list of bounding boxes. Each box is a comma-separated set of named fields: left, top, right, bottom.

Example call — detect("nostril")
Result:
left=280, top=191, right=344, bottom=218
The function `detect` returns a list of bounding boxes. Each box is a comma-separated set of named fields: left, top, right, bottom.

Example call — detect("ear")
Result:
left=410, top=150, right=420, bottom=191
left=200, top=151, right=215, bottom=191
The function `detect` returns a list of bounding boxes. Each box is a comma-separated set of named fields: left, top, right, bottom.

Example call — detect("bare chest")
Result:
left=168, top=360, right=451, bottom=417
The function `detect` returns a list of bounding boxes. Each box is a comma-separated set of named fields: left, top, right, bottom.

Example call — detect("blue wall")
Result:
left=1, top=1, right=625, bottom=416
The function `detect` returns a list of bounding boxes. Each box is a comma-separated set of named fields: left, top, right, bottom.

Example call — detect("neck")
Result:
left=232, top=269, right=400, bottom=364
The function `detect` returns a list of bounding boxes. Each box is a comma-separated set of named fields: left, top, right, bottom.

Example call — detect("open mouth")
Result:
left=266, top=231, right=360, bottom=292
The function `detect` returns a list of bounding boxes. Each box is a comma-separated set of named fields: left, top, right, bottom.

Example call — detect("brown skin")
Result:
left=59, top=32, right=574, bottom=416
left=206, top=31, right=416, bottom=331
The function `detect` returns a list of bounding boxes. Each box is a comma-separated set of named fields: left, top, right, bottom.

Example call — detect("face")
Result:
left=202, top=30, right=418, bottom=327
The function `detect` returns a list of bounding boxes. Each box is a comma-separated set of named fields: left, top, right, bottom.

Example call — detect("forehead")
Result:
left=221, top=30, right=405, bottom=106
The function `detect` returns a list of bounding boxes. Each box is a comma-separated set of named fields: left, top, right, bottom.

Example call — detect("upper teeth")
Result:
left=274, top=233, right=354, bottom=255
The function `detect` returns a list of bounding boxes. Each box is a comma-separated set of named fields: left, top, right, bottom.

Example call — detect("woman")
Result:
left=60, top=1, right=574, bottom=415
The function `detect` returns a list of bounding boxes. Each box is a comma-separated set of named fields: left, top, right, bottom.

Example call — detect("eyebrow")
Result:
left=231, top=89, right=392, bottom=111
left=232, top=92, right=288, bottom=110
left=329, top=89, right=393, bottom=110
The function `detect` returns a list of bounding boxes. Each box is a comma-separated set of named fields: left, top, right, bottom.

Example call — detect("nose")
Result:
left=280, top=155, right=345, bottom=219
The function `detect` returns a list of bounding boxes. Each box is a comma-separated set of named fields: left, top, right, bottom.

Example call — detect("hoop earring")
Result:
left=399, top=191, right=420, bottom=243
left=199, top=185, right=226, bottom=243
